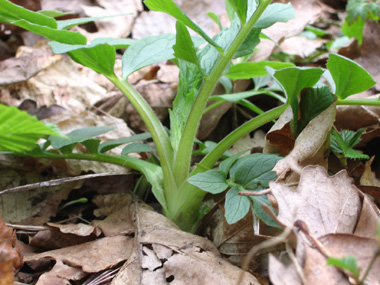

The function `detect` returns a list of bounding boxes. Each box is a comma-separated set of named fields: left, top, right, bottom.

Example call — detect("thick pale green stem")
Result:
left=106, top=75, right=177, bottom=203
left=337, top=98, right=380, bottom=106
left=170, top=103, right=287, bottom=231
left=173, top=0, right=272, bottom=188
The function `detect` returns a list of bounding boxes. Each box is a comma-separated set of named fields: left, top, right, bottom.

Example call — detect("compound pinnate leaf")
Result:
left=0, top=104, right=59, bottom=152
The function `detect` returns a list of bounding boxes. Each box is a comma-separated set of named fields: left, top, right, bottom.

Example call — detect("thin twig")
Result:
left=238, top=189, right=271, bottom=196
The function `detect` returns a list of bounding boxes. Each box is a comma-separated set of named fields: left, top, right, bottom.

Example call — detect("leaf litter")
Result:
left=0, top=0, right=379, bottom=284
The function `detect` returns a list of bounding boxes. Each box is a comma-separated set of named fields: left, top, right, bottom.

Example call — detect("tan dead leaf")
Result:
left=273, top=103, right=336, bottom=179
left=132, top=1, right=225, bottom=39
left=268, top=254, right=301, bottom=285
left=29, top=223, right=101, bottom=250
left=270, top=165, right=361, bottom=237
left=92, top=193, right=261, bottom=284
left=230, top=130, right=266, bottom=156
left=278, top=36, right=327, bottom=58
left=357, top=21, right=380, bottom=91
left=77, top=0, right=142, bottom=41
left=306, top=234, right=380, bottom=284
left=24, top=235, right=133, bottom=274
left=303, top=245, right=350, bottom=285
left=0, top=217, right=23, bottom=274
left=251, top=0, right=323, bottom=62
left=354, top=192, right=380, bottom=238
left=35, top=259, right=86, bottom=285
left=0, top=158, right=80, bottom=223
left=335, top=104, right=379, bottom=130
left=0, top=45, right=61, bottom=86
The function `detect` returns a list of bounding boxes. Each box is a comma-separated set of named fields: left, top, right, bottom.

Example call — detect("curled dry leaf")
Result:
left=0, top=217, right=23, bottom=281
left=269, top=165, right=361, bottom=238
left=273, top=102, right=336, bottom=179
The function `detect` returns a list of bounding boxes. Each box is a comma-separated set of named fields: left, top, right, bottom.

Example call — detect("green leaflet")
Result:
left=224, top=61, right=294, bottom=80
left=0, top=104, right=60, bottom=152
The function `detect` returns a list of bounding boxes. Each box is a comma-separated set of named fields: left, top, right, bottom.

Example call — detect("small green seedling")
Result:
left=331, top=129, right=369, bottom=168
left=327, top=255, right=360, bottom=283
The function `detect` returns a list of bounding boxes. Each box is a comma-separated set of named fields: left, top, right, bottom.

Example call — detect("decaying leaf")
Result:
left=270, top=165, right=361, bottom=237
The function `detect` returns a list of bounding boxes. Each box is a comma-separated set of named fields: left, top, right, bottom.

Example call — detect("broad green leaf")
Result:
left=187, top=170, right=228, bottom=194
left=225, top=61, right=294, bottom=80
left=271, top=67, right=324, bottom=134
left=49, top=126, right=115, bottom=149
left=327, top=53, right=376, bottom=99
left=0, top=0, right=56, bottom=28
left=50, top=38, right=135, bottom=54
left=68, top=44, right=116, bottom=76
left=298, top=87, right=335, bottom=135
left=144, top=0, right=222, bottom=53
left=251, top=195, right=280, bottom=228
left=0, top=104, right=60, bottom=152
left=227, top=0, right=247, bottom=24
left=225, top=187, right=250, bottom=224
left=121, top=143, right=156, bottom=155
left=99, top=132, right=152, bottom=153
left=233, top=28, right=260, bottom=59
left=327, top=255, right=359, bottom=278
left=173, top=21, right=199, bottom=66
left=122, top=33, right=176, bottom=78
left=230, top=153, right=280, bottom=189
left=170, top=60, right=203, bottom=152
left=254, top=3, right=295, bottom=29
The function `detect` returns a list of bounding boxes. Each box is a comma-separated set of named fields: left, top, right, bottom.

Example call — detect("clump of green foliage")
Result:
left=0, top=0, right=378, bottom=232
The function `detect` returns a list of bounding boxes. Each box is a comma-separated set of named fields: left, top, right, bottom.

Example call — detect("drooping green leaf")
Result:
left=227, top=0, right=248, bottom=24
left=233, top=28, right=261, bottom=59
left=0, top=0, right=57, bottom=28
left=207, top=12, right=222, bottom=31
left=298, top=87, right=335, bottom=135
left=254, top=3, right=295, bottom=29
left=327, top=255, right=360, bottom=278
left=121, top=143, right=156, bottom=155
left=99, top=132, right=152, bottom=153
left=251, top=195, right=280, bottom=228
left=270, top=67, right=324, bottom=135
left=38, top=10, right=74, bottom=18
left=67, top=44, right=116, bottom=76
left=0, top=104, right=60, bottom=152
left=49, top=126, right=115, bottom=149
left=225, top=61, right=294, bottom=80
left=327, top=53, right=376, bottom=99
left=230, top=153, right=281, bottom=189
left=173, top=21, right=199, bottom=66
left=187, top=170, right=228, bottom=194
left=225, top=187, right=250, bottom=224
left=122, top=33, right=176, bottom=78
left=144, top=0, right=222, bottom=53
